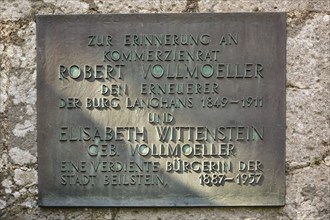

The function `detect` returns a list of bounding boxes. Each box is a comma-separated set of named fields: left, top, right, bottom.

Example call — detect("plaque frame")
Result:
left=37, top=13, right=286, bottom=207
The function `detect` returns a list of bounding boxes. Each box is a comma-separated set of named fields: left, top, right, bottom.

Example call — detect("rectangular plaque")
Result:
left=37, top=13, right=286, bottom=206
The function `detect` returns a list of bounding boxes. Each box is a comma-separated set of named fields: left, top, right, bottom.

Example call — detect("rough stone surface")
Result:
left=0, top=0, right=329, bottom=219
left=9, top=147, right=36, bottom=166
left=13, top=168, right=37, bottom=186
left=199, top=0, right=330, bottom=12
left=0, top=0, right=31, bottom=21
left=94, top=0, right=186, bottom=13
left=42, top=0, right=90, bottom=14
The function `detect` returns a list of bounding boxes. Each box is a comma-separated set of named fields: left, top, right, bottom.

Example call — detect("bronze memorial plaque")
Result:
left=37, top=13, right=286, bottom=206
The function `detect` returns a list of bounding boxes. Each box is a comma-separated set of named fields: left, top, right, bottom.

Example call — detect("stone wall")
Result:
left=0, top=0, right=329, bottom=219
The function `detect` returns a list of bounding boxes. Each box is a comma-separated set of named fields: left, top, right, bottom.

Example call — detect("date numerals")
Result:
left=201, top=96, right=263, bottom=108
left=236, top=173, right=263, bottom=185
left=199, top=174, right=226, bottom=186
left=199, top=173, right=263, bottom=186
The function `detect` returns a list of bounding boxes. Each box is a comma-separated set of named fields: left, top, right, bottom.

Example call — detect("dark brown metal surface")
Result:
left=37, top=13, right=286, bottom=207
